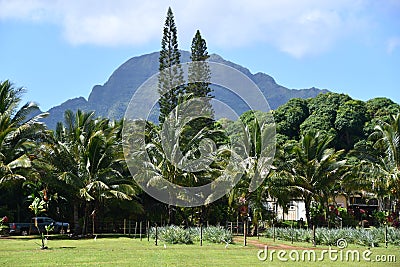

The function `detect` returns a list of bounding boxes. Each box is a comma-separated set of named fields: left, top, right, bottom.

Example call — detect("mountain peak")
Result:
left=43, top=51, right=328, bottom=128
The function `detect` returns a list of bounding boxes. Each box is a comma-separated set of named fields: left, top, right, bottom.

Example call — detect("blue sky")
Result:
left=0, top=0, right=399, bottom=111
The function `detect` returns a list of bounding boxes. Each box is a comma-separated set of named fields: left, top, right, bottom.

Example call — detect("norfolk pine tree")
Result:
left=157, top=7, right=185, bottom=224
left=187, top=30, right=212, bottom=99
left=158, top=7, right=184, bottom=124
left=180, top=30, right=217, bottom=157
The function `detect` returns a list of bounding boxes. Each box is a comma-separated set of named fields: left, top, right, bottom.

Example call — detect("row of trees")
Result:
left=247, top=94, right=400, bottom=228
left=0, top=80, right=141, bottom=233
left=150, top=7, right=400, bottom=228
left=0, top=8, right=399, bottom=233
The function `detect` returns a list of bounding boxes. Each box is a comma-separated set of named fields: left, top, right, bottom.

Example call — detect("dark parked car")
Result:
left=9, top=217, right=69, bottom=235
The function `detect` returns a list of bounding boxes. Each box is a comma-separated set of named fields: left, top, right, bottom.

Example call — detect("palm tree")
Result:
left=226, top=110, right=276, bottom=231
left=279, top=131, right=347, bottom=227
left=123, top=103, right=238, bottom=224
left=368, top=114, right=400, bottom=211
left=0, top=80, right=47, bottom=184
left=41, top=110, right=138, bottom=234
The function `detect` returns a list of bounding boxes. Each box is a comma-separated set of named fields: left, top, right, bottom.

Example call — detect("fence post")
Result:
left=123, top=219, right=126, bottom=235
left=291, top=220, right=294, bottom=244
left=385, top=225, right=388, bottom=248
left=140, top=221, right=142, bottom=241
left=243, top=221, right=247, bottom=246
left=230, top=222, right=233, bottom=235
left=128, top=220, right=131, bottom=237
left=147, top=221, right=150, bottom=242
left=273, top=220, right=275, bottom=242
left=236, top=216, right=239, bottom=235
left=134, top=222, right=137, bottom=238
left=312, top=225, right=316, bottom=247
left=155, top=223, right=158, bottom=246
left=200, top=223, right=203, bottom=246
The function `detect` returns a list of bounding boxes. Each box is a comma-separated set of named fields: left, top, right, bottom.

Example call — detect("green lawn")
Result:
left=0, top=236, right=398, bottom=266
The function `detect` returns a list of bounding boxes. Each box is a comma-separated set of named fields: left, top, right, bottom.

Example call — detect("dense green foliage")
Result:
left=1, top=76, right=400, bottom=233
left=150, top=225, right=232, bottom=244
left=1, top=8, right=400, bottom=234
left=264, top=227, right=400, bottom=247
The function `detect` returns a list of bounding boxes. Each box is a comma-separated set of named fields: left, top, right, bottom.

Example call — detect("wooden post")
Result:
left=128, top=220, right=131, bottom=237
left=147, top=221, right=150, bottom=242
left=385, top=225, right=388, bottom=248
left=291, top=220, right=294, bottom=244
left=200, top=223, right=203, bottom=246
left=134, top=222, right=137, bottom=238
left=92, top=215, right=95, bottom=236
left=243, top=221, right=247, bottom=246
left=236, top=216, right=239, bottom=235
left=230, top=222, right=233, bottom=235
left=123, top=219, right=126, bottom=235
left=155, top=223, right=158, bottom=246
left=273, top=220, right=275, bottom=242
left=140, top=221, right=142, bottom=241
left=312, top=225, right=316, bottom=247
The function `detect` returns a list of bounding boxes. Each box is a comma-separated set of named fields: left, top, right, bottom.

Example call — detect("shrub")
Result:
left=353, top=228, right=379, bottom=247
left=149, top=225, right=232, bottom=244
left=150, top=225, right=193, bottom=244
left=203, top=226, right=232, bottom=244
left=316, top=228, right=344, bottom=246
left=387, top=228, right=400, bottom=246
left=263, top=226, right=400, bottom=247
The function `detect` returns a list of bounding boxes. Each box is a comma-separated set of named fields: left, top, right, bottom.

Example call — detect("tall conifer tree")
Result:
left=187, top=30, right=212, bottom=98
left=179, top=30, right=218, bottom=160
left=158, top=7, right=184, bottom=124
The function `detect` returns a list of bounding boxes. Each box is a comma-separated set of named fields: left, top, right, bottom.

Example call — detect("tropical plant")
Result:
left=352, top=113, right=400, bottom=214
left=41, top=110, right=138, bottom=234
left=150, top=225, right=193, bottom=244
left=29, top=197, right=47, bottom=249
left=226, top=110, right=276, bottom=228
left=264, top=227, right=400, bottom=247
left=369, top=114, right=400, bottom=209
left=278, top=131, right=347, bottom=227
left=0, top=80, right=47, bottom=185
left=149, top=225, right=232, bottom=244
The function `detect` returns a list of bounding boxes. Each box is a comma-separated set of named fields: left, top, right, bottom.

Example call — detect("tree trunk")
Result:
left=82, top=204, right=88, bottom=235
left=304, top=197, right=312, bottom=229
left=73, top=202, right=79, bottom=234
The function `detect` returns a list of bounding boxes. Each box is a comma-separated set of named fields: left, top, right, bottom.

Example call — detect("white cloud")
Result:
left=387, top=37, right=400, bottom=54
left=0, top=0, right=383, bottom=57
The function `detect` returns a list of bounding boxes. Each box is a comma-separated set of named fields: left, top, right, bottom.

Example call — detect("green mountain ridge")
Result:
left=43, top=51, right=329, bottom=128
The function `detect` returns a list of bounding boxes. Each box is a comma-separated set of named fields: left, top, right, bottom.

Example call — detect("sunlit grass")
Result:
left=0, top=235, right=398, bottom=266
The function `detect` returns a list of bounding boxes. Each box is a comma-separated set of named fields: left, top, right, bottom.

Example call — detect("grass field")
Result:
left=0, top=235, right=398, bottom=266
